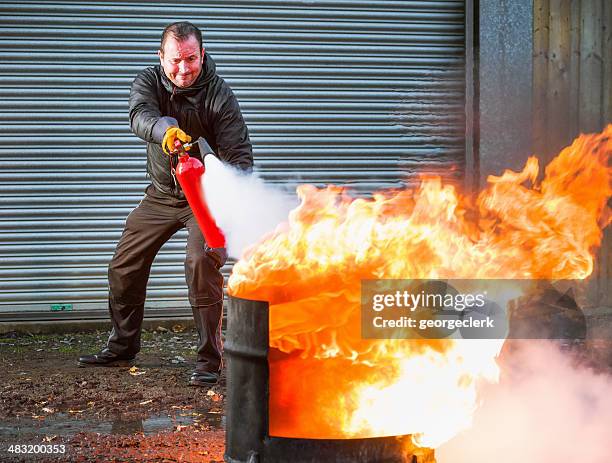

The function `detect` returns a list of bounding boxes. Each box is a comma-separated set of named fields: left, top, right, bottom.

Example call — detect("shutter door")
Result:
left=0, top=1, right=465, bottom=321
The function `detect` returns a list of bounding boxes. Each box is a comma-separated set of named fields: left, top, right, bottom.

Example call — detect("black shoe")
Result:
left=78, top=348, right=135, bottom=367
left=189, top=371, right=219, bottom=386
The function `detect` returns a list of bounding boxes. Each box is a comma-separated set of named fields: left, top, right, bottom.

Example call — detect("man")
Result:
left=78, top=21, right=253, bottom=386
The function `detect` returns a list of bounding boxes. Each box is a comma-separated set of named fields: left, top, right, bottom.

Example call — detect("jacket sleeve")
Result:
left=128, top=68, right=177, bottom=144
left=212, top=86, right=254, bottom=172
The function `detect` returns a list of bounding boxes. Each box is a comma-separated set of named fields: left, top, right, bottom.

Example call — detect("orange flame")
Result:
left=228, top=126, right=612, bottom=447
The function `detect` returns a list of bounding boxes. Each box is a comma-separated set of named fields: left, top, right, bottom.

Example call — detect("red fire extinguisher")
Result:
left=172, top=140, right=226, bottom=248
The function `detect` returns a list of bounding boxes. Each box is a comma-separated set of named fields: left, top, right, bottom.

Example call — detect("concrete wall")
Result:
left=478, top=0, right=534, bottom=183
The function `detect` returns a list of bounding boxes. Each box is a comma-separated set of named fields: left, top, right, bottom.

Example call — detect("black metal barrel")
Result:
left=224, top=296, right=435, bottom=463
left=225, top=296, right=270, bottom=462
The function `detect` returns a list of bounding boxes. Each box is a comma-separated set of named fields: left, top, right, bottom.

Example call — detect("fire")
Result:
left=228, top=126, right=612, bottom=448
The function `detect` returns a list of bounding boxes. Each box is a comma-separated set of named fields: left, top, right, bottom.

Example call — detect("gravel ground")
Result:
left=0, top=327, right=226, bottom=462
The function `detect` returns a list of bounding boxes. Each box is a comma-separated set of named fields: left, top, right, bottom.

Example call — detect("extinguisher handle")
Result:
left=171, top=139, right=191, bottom=157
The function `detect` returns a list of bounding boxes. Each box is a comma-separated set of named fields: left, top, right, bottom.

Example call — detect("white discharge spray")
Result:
left=202, top=155, right=298, bottom=258
left=436, top=341, right=612, bottom=463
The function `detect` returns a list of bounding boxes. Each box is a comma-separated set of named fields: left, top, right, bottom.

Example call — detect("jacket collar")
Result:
left=159, top=52, right=217, bottom=96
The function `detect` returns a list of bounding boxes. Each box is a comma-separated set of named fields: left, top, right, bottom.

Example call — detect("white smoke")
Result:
left=437, top=341, right=612, bottom=463
left=202, top=155, right=298, bottom=258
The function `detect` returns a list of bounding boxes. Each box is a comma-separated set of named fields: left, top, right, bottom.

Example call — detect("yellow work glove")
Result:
left=162, top=127, right=192, bottom=155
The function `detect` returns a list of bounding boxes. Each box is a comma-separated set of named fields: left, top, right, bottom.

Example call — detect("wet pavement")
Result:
left=0, top=409, right=223, bottom=438
left=0, top=328, right=227, bottom=462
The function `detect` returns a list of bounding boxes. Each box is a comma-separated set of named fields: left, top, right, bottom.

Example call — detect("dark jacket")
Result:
left=129, top=53, right=253, bottom=199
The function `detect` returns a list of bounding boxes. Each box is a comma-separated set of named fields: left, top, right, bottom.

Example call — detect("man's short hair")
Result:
left=160, top=21, right=203, bottom=53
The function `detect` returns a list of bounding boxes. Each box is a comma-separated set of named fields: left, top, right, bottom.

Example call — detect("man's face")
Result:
left=158, top=34, right=204, bottom=88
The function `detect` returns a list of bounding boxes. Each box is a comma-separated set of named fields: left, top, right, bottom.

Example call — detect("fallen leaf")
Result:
left=172, top=324, right=185, bottom=333
left=206, top=390, right=216, bottom=397
left=129, top=366, right=146, bottom=376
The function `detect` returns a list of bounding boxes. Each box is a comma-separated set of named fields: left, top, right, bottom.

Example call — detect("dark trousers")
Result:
left=106, top=193, right=225, bottom=373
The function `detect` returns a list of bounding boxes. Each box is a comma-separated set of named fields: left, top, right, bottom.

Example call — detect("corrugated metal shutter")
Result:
left=0, top=1, right=465, bottom=321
